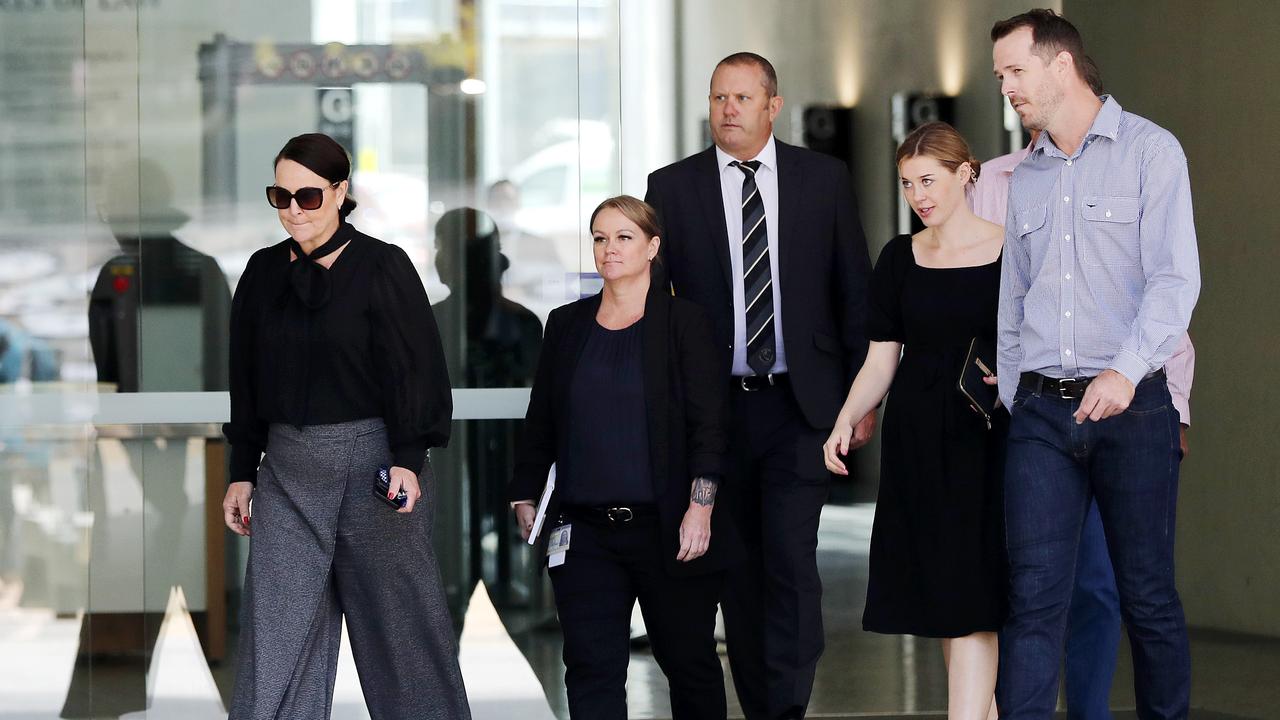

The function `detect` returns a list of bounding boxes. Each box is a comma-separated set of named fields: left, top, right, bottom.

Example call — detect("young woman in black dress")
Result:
left=822, top=122, right=1007, bottom=720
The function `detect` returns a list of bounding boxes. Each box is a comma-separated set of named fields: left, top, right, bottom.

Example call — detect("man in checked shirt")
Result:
left=972, top=62, right=1196, bottom=718
left=990, top=10, right=1200, bottom=719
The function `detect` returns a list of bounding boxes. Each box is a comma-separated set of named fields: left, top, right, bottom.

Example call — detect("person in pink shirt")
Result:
left=970, top=126, right=1194, bottom=719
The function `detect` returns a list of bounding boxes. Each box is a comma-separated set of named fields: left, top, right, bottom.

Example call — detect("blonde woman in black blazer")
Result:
left=509, top=195, right=739, bottom=720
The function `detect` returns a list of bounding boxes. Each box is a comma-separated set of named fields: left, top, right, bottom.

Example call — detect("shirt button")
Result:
left=1105, top=210, right=1113, bottom=218
left=1066, top=160, right=1073, bottom=166
left=1065, top=349, right=1073, bottom=356
left=1065, top=234, right=1071, bottom=241
left=1065, top=311, right=1072, bottom=318
left=1064, top=196, right=1071, bottom=203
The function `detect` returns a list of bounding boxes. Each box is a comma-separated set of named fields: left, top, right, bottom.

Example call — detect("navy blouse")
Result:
left=561, top=319, right=655, bottom=505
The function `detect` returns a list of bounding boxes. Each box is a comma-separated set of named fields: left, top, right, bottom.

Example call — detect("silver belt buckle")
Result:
left=606, top=506, right=634, bottom=523
left=1058, top=377, right=1084, bottom=399
left=739, top=373, right=775, bottom=392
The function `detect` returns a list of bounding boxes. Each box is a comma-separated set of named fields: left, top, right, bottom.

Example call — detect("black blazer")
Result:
left=509, top=289, right=741, bottom=578
left=645, top=139, right=872, bottom=429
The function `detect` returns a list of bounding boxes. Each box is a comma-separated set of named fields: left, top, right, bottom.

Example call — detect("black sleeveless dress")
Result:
left=862, top=235, right=1009, bottom=638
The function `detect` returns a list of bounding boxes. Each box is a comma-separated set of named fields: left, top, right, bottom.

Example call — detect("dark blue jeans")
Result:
left=998, top=374, right=1189, bottom=719
left=1065, top=501, right=1121, bottom=720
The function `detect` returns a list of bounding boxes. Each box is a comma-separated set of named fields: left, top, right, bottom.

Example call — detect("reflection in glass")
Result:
left=90, top=158, right=232, bottom=393
left=432, top=208, right=544, bottom=610
left=1, top=0, right=627, bottom=713
left=434, top=207, right=543, bottom=390
left=43, top=157, right=236, bottom=717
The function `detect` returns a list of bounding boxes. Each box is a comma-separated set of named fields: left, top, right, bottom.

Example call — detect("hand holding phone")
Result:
left=373, top=465, right=409, bottom=509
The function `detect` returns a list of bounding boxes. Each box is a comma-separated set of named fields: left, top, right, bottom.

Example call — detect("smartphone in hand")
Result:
left=373, top=465, right=408, bottom=509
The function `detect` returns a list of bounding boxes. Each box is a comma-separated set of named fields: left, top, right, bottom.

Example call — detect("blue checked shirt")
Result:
left=997, top=96, right=1201, bottom=408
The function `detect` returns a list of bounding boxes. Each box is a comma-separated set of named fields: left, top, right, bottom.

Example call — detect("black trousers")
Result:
left=549, top=514, right=726, bottom=720
left=722, top=381, right=830, bottom=720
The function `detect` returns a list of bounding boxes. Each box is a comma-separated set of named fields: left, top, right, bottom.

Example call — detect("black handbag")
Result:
left=957, top=337, right=1000, bottom=430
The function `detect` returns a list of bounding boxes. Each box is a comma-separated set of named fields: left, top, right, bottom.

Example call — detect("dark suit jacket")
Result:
left=645, top=139, right=872, bottom=429
left=509, top=289, right=741, bottom=577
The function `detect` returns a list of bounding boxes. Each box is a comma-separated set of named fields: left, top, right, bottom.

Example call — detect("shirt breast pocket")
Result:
left=1081, top=195, right=1141, bottom=267
left=1014, top=204, right=1049, bottom=249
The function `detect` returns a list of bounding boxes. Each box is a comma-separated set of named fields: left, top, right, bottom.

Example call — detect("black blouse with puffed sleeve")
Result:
left=223, top=222, right=452, bottom=483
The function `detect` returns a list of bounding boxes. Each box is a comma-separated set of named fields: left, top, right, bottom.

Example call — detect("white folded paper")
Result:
left=526, top=464, right=556, bottom=545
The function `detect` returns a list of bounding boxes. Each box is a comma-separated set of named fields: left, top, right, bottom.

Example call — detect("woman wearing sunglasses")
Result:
left=222, top=133, right=470, bottom=719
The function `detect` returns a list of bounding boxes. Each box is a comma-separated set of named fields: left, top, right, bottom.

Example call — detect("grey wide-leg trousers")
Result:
left=229, top=418, right=470, bottom=720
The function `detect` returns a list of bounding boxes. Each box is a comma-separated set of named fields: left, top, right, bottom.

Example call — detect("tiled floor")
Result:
left=507, top=502, right=1280, bottom=720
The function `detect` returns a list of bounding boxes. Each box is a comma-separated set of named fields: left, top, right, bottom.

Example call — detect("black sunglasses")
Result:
left=266, top=181, right=340, bottom=211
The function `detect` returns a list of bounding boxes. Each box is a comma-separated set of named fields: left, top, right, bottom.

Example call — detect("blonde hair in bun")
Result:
left=895, top=121, right=981, bottom=185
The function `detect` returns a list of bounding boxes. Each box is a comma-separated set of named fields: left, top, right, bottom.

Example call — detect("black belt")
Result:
left=734, top=372, right=788, bottom=392
left=560, top=504, right=658, bottom=526
left=1019, top=369, right=1165, bottom=400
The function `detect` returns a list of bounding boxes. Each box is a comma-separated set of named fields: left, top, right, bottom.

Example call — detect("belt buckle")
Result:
left=739, top=373, right=775, bottom=392
left=1058, top=377, right=1085, bottom=399
left=606, top=506, right=634, bottom=523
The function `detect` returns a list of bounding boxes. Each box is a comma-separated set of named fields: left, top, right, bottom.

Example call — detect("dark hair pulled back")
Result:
left=274, top=133, right=358, bottom=218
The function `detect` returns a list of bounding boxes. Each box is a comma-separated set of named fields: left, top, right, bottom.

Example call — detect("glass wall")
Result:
left=0, top=0, right=664, bottom=714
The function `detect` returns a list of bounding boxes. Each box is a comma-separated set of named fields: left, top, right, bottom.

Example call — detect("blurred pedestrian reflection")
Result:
left=433, top=207, right=542, bottom=388
left=64, top=159, right=231, bottom=718
left=89, top=158, right=230, bottom=393
left=432, top=207, right=542, bottom=607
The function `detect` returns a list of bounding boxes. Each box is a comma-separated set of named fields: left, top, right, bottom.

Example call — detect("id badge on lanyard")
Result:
left=547, top=523, right=572, bottom=567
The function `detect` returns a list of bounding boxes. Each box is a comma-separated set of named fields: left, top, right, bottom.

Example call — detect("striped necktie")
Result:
left=732, top=160, right=776, bottom=376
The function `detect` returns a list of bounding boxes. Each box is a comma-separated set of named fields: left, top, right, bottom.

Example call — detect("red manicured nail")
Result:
left=388, top=491, right=395, bottom=499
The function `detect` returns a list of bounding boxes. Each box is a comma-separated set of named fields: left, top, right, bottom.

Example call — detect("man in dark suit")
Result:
left=645, top=52, right=874, bottom=720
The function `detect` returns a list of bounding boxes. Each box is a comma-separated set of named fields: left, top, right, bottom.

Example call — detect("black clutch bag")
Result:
left=957, top=337, right=1000, bottom=430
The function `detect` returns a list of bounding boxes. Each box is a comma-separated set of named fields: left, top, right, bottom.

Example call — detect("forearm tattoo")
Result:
left=690, top=476, right=718, bottom=507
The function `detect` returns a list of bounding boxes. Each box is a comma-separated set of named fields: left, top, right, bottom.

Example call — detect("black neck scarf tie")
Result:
left=281, top=222, right=353, bottom=427
left=286, top=222, right=353, bottom=309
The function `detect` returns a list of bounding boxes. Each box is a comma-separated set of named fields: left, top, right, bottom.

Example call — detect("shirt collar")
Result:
left=1000, top=145, right=1034, bottom=176
left=715, top=134, right=778, bottom=175
left=1088, top=95, right=1123, bottom=140
left=1033, top=95, right=1123, bottom=158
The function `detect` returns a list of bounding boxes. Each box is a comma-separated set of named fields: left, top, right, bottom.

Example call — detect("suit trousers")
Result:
left=229, top=419, right=471, bottom=720
left=722, top=380, right=830, bottom=720
left=548, top=514, right=726, bottom=720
